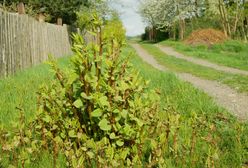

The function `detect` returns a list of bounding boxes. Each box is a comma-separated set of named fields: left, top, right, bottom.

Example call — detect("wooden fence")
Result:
left=0, top=9, right=73, bottom=77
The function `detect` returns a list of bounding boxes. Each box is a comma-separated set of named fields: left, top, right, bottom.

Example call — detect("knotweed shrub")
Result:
left=0, top=18, right=167, bottom=167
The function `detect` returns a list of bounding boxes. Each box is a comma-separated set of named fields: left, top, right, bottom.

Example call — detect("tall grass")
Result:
left=0, top=47, right=247, bottom=167
left=0, top=57, right=70, bottom=129
left=160, top=40, right=248, bottom=71
left=126, top=45, right=248, bottom=167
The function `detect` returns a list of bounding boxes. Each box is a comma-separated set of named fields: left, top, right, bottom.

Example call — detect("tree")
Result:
left=0, top=0, right=89, bottom=25
left=139, top=0, right=248, bottom=41
left=140, top=0, right=204, bottom=40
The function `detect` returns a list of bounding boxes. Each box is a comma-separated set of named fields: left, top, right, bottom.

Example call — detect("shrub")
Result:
left=0, top=15, right=167, bottom=167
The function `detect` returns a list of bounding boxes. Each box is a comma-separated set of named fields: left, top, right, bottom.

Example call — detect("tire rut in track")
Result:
left=131, top=43, right=248, bottom=121
left=157, top=44, right=248, bottom=76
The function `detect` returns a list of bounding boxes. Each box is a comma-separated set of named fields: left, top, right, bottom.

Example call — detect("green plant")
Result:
left=0, top=15, right=168, bottom=167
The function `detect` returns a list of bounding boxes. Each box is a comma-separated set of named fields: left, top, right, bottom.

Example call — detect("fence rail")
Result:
left=0, top=9, right=73, bottom=77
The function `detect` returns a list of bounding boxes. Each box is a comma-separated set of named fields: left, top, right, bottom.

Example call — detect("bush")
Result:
left=0, top=15, right=167, bottom=167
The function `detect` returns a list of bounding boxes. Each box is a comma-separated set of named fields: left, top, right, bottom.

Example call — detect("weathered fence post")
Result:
left=57, top=18, right=62, bottom=26
left=38, top=13, right=45, bottom=22
left=17, top=2, right=25, bottom=14
left=76, top=28, right=81, bottom=34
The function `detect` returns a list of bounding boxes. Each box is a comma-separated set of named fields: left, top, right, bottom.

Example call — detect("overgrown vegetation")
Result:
left=0, top=14, right=168, bottom=167
left=0, top=57, right=70, bottom=129
left=1, top=1, right=248, bottom=167
left=128, top=45, right=248, bottom=167
left=1, top=38, right=248, bottom=167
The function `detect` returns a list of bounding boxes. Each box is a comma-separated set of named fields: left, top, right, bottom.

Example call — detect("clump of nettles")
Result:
left=0, top=16, right=167, bottom=167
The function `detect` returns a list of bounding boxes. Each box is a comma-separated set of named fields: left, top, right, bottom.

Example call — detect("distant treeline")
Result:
left=140, top=0, right=248, bottom=41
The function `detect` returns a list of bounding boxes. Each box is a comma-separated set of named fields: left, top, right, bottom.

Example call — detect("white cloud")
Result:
left=110, top=0, right=145, bottom=36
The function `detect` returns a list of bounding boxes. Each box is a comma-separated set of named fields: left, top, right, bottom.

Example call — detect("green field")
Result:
left=160, top=40, right=248, bottom=71
left=140, top=43, right=248, bottom=93
left=1, top=46, right=247, bottom=167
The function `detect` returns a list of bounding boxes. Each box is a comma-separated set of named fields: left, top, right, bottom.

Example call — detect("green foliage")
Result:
left=0, top=42, right=248, bottom=167
left=126, top=45, right=248, bottom=167
left=0, top=0, right=89, bottom=24
left=0, top=57, right=70, bottom=129
left=0, top=15, right=167, bottom=167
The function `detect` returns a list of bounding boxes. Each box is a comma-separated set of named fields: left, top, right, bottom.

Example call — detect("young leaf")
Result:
left=110, top=132, right=116, bottom=139
left=68, top=130, right=77, bottom=138
left=116, top=140, right=124, bottom=147
left=86, top=151, right=95, bottom=159
left=98, top=119, right=111, bottom=131
left=92, top=109, right=103, bottom=117
left=73, top=99, right=83, bottom=108
left=99, top=96, right=110, bottom=107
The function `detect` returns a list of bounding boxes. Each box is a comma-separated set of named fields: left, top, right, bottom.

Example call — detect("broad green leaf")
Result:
left=116, top=140, right=124, bottom=147
left=68, top=130, right=77, bottom=138
left=73, top=99, right=83, bottom=108
left=81, top=147, right=87, bottom=152
left=109, top=132, right=116, bottom=139
left=99, top=96, right=110, bottom=107
left=113, top=109, right=120, bottom=114
left=54, top=136, right=63, bottom=144
left=120, top=148, right=130, bottom=160
left=60, top=132, right=66, bottom=139
left=42, top=115, right=51, bottom=123
left=67, top=72, right=77, bottom=84
left=150, top=139, right=157, bottom=149
left=86, top=151, right=94, bottom=159
left=92, top=109, right=103, bottom=117
left=121, top=110, right=128, bottom=118
left=81, top=92, right=92, bottom=100
left=120, top=81, right=129, bottom=91
left=86, top=139, right=96, bottom=148
left=133, top=118, right=144, bottom=127
left=105, top=60, right=113, bottom=67
left=98, top=119, right=111, bottom=131
left=78, top=155, right=85, bottom=165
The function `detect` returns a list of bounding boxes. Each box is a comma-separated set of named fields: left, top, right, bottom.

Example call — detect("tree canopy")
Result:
left=139, top=0, right=248, bottom=41
left=0, top=0, right=89, bottom=24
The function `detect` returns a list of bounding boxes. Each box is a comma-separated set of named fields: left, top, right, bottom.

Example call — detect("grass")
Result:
left=0, top=46, right=248, bottom=167
left=125, top=46, right=227, bottom=118
left=160, top=40, right=248, bottom=71
left=126, top=45, right=248, bottom=167
left=0, top=56, right=71, bottom=129
left=140, top=43, right=248, bottom=93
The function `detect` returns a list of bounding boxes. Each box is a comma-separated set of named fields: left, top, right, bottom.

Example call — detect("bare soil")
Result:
left=185, top=28, right=227, bottom=46
left=131, top=43, right=248, bottom=121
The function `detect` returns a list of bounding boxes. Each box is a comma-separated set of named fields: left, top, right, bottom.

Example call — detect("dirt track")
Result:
left=157, top=44, right=248, bottom=76
left=131, top=43, right=248, bottom=121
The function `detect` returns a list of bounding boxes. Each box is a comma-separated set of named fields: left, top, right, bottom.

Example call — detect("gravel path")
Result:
left=157, top=44, right=248, bottom=76
left=131, top=43, right=248, bottom=120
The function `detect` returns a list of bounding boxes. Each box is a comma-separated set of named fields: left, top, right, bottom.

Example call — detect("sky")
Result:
left=111, top=0, right=145, bottom=36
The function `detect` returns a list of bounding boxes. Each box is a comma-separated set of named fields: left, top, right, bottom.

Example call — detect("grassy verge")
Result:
left=0, top=56, right=71, bottom=129
left=0, top=46, right=248, bottom=167
left=140, top=43, right=248, bottom=93
left=127, top=45, right=248, bottom=167
left=160, top=40, right=248, bottom=71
